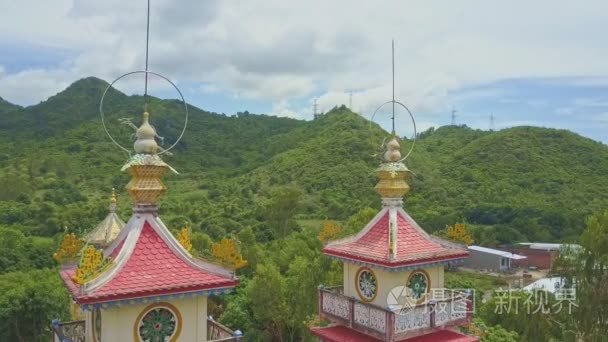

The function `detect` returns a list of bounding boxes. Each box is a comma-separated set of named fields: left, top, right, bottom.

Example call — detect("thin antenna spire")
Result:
left=349, top=91, right=353, bottom=110
left=144, top=0, right=151, bottom=106
left=391, top=39, right=395, bottom=134
left=451, top=106, right=457, bottom=126
left=490, top=113, right=495, bottom=131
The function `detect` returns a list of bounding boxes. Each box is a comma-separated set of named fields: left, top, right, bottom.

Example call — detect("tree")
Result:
left=0, top=269, right=70, bottom=342
left=191, top=231, right=213, bottom=256
left=0, top=228, right=31, bottom=273
left=339, top=207, right=377, bottom=237
left=211, top=238, right=247, bottom=269
left=318, top=220, right=342, bottom=243
left=284, top=256, right=323, bottom=340
left=246, top=263, right=288, bottom=341
left=264, top=186, right=302, bottom=239
left=553, top=211, right=608, bottom=341
left=436, top=223, right=474, bottom=245
left=447, top=223, right=474, bottom=245
left=468, top=318, right=519, bottom=342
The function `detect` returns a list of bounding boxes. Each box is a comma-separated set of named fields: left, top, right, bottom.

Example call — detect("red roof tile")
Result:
left=61, top=221, right=236, bottom=304
left=310, top=326, right=478, bottom=342
left=310, top=326, right=382, bottom=342
left=323, top=210, right=468, bottom=268
left=405, top=329, right=478, bottom=342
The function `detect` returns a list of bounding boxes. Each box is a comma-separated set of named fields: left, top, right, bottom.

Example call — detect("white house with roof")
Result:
left=464, top=245, right=527, bottom=272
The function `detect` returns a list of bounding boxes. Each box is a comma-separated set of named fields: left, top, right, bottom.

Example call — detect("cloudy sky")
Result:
left=1, top=0, right=607, bottom=141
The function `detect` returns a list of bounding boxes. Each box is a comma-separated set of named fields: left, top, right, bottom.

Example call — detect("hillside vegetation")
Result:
left=2, top=77, right=608, bottom=341
left=1, top=77, right=607, bottom=244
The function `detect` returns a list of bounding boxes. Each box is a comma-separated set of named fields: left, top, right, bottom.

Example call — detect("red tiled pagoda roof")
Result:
left=311, top=326, right=478, bottom=342
left=61, top=220, right=236, bottom=305
left=323, top=209, right=468, bottom=268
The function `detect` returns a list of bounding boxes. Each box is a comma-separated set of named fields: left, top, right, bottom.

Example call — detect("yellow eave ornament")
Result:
left=177, top=224, right=192, bottom=252
left=53, top=233, right=83, bottom=263
left=73, top=245, right=112, bottom=285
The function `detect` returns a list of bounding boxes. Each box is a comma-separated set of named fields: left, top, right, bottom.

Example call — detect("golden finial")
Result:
left=383, top=134, right=402, bottom=162
left=109, top=187, right=118, bottom=212
left=133, top=110, right=159, bottom=154
left=122, top=110, right=175, bottom=205
left=375, top=134, right=410, bottom=199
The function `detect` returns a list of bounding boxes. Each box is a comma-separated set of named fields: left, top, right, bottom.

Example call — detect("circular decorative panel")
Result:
left=355, top=267, right=378, bottom=302
left=134, top=302, right=182, bottom=342
left=407, top=270, right=430, bottom=301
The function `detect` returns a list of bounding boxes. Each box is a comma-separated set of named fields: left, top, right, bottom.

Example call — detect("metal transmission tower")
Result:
left=451, top=107, right=457, bottom=126
left=313, top=98, right=320, bottom=120
left=490, top=113, right=495, bottom=131
left=349, top=91, right=353, bottom=110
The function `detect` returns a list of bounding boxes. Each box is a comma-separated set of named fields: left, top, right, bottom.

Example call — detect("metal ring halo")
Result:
left=99, top=70, right=189, bottom=155
left=369, top=100, right=417, bottom=161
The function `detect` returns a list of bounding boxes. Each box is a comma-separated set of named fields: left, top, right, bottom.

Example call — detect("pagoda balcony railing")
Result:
left=51, top=319, right=85, bottom=342
left=207, top=317, right=243, bottom=342
left=51, top=318, right=240, bottom=342
left=318, top=286, right=472, bottom=341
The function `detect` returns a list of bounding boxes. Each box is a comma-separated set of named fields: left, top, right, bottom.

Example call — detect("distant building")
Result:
left=523, top=277, right=567, bottom=294
left=464, top=245, right=526, bottom=272
left=499, top=243, right=580, bottom=270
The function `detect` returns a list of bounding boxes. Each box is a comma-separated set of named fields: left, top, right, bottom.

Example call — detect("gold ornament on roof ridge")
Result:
left=53, top=233, right=84, bottom=263
left=73, top=244, right=112, bottom=285
left=177, top=223, right=192, bottom=252
left=110, top=187, right=117, bottom=204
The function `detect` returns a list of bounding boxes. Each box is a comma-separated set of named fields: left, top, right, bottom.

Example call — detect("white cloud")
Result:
left=0, top=0, right=608, bottom=116
left=270, top=99, right=301, bottom=119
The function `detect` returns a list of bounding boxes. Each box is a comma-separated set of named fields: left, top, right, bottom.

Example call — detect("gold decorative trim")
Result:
left=355, top=267, right=378, bottom=302
left=133, top=302, right=183, bottom=342
left=406, top=269, right=431, bottom=304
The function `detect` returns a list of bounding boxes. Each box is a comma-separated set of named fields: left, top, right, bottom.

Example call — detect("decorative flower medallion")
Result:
left=135, top=303, right=181, bottom=342
left=356, top=267, right=378, bottom=302
left=407, top=270, right=429, bottom=301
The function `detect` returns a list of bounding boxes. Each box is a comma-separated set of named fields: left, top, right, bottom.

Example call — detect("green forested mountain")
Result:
left=2, top=77, right=608, bottom=342
left=1, top=77, right=607, bottom=244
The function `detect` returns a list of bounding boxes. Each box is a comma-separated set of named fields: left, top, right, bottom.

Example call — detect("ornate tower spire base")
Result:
left=120, top=111, right=178, bottom=210
left=375, top=135, right=410, bottom=204
left=126, top=163, right=168, bottom=204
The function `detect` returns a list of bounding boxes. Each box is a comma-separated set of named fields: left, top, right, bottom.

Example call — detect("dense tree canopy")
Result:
left=1, top=78, right=608, bottom=341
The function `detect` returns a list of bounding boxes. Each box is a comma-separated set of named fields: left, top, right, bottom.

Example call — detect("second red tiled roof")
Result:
left=323, top=210, right=467, bottom=268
